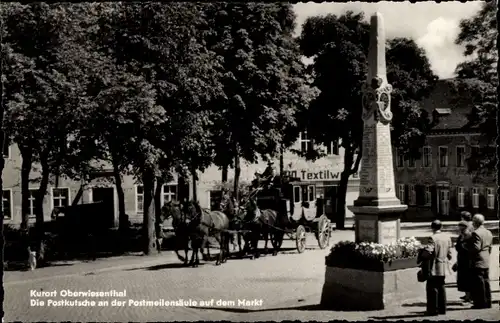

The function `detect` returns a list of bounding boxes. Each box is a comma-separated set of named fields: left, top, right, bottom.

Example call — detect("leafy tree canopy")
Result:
left=451, top=1, right=497, bottom=174
left=299, top=11, right=437, bottom=161
left=203, top=3, right=318, bottom=168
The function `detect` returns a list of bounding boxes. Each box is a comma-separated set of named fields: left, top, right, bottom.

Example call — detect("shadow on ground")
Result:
left=125, top=262, right=210, bottom=271
left=189, top=304, right=325, bottom=313
left=4, top=261, right=74, bottom=272
left=402, top=301, right=465, bottom=307
left=370, top=306, right=488, bottom=320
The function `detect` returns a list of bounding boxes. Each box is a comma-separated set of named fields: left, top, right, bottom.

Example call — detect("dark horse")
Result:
left=242, top=197, right=280, bottom=258
left=161, top=201, right=193, bottom=266
left=218, top=194, right=250, bottom=255
left=183, top=201, right=231, bottom=267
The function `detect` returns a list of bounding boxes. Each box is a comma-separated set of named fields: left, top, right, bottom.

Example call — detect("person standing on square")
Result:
left=454, top=220, right=473, bottom=303
left=468, top=214, right=493, bottom=309
left=423, top=220, right=453, bottom=316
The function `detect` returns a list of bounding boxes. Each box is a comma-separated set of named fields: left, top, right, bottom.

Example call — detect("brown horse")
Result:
left=183, top=201, right=230, bottom=267
left=244, top=197, right=281, bottom=258
left=161, top=201, right=192, bottom=266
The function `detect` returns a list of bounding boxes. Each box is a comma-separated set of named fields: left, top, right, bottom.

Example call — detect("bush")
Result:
left=325, top=237, right=422, bottom=267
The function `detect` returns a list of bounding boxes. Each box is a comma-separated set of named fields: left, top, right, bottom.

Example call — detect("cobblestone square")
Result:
left=4, top=230, right=499, bottom=322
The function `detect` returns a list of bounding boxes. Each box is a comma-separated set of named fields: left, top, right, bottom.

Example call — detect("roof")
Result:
left=421, top=79, right=476, bottom=133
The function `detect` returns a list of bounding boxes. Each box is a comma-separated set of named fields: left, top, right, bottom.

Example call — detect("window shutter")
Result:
left=464, top=187, right=471, bottom=210
left=479, top=188, right=488, bottom=212
left=449, top=187, right=457, bottom=214
left=416, top=185, right=424, bottom=205
left=431, top=185, right=438, bottom=216
left=404, top=184, right=409, bottom=205
left=494, top=189, right=498, bottom=214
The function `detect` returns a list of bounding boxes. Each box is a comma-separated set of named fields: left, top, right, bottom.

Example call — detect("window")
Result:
left=409, top=185, right=416, bottom=205
left=396, top=151, right=404, bottom=168
left=457, top=187, right=465, bottom=208
left=408, top=156, right=416, bottom=168
left=397, top=184, right=405, bottom=202
left=472, top=187, right=479, bottom=208
left=52, top=188, right=69, bottom=208
left=136, top=185, right=144, bottom=213
left=28, top=189, right=38, bottom=217
left=302, top=186, right=309, bottom=202
left=424, top=186, right=431, bottom=206
left=2, top=190, right=12, bottom=219
left=486, top=188, right=495, bottom=210
left=422, top=146, right=431, bottom=167
left=299, top=131, right=311, bottom=153
left=208, top=190, right=223, bottom=211
left=439, top=146, right=448, bottom=167
left=326, top=140, right=339, bottom=155
left=456, top=146, right=466, bottom=167
left=162, top=185, right=177, bottom=204
left=293, top=186, right=301, bottom=203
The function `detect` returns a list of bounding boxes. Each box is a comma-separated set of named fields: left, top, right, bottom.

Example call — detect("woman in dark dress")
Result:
left=454, top=220, right=473, bottom=303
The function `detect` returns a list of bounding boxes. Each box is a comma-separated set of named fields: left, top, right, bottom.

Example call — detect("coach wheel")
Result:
left=317, top=216, right=330, bottom=250
left=295, top=225, right=306, bottom=254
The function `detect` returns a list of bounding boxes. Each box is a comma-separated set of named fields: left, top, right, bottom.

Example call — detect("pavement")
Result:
left=337, top=219, right=498, bottom=230
left=3, top=228, right=499, bottom=322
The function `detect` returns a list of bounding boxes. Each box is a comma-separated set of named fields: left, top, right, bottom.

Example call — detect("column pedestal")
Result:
left=349, top=204, right=407, bottom=244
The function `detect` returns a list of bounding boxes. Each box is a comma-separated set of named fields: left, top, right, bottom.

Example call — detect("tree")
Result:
left=1, top=3, right=97, bottom=260
left=204, top=3, right=317, bottom=200
left=299, top=12, right=437, bottom=229
left=82, top=3, right=225, bottom=254
left=451, top=1, right=497, bottom=175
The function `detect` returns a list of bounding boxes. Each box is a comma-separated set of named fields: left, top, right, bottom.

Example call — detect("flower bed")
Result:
left=325, top=237, right=421, bottom=271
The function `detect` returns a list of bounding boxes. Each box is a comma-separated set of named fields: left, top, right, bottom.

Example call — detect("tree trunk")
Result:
left=335, top=145, right=361, bottom=230
left=279, top=146, right=284, bottom=177
left=154, top=177, right=164, bottom=251
left=111, top=155, right=128, bottom=233
left=141, top=168, right=156, bottom=255
left=71, top=182, right=85, bottom=207
left=0, top=130, right=6, bottom=321
left=335, top=171, right=350, bottom=230
left=20, top=145, right=33, bottom=233
left=191, top=166, right=198, bottom=202
left=35, top=157, right=51, bottom=263
left=233, top=145, right=241, bottom=201
left=222, top=165, right=228, bottom=183
left=178, top=175, right=189, bottom=202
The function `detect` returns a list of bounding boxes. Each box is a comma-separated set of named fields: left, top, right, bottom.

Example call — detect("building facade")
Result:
left=196, top=133, right=360, bottom=221
left=1, top=143, right=180, bottom=227
left=2, top=133, right=360, bottom=226
left=393, top=79, right=497, bottom=221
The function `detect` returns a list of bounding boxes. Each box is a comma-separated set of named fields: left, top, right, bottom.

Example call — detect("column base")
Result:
left=320, top=263, right=422, bottom=311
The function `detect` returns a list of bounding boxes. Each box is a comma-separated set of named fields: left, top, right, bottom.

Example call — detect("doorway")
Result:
left=439, top=189, right=450, bottom=217
left=91, top=187, right=115, bottom=228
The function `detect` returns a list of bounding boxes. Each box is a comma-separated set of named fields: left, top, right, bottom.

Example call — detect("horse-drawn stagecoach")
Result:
left=162, top=170, right=333, bottom=267
left=251, top=177, right=332, bottom=254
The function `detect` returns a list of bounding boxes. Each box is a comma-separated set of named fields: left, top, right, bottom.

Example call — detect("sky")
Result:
left=293, top=1, right=484, bottom=79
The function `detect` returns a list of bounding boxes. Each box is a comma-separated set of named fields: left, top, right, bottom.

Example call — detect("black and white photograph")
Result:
left=0, top=1, right=498, bottom=322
